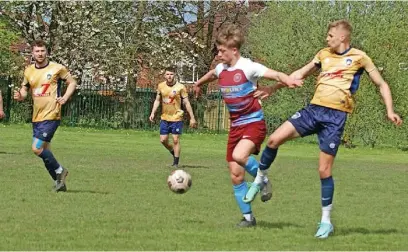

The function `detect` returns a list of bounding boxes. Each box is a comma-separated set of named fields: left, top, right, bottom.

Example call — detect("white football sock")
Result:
left=243, top=213, right=253, bottom=221
left=321, top=204, right=332, bottom=224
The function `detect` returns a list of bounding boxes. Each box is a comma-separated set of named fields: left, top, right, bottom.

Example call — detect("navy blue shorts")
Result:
left=288, top=104, right=347, bottom=156
left=160, top=120, right=183, bottom=135
left=32, top=120, right=60, bottom=142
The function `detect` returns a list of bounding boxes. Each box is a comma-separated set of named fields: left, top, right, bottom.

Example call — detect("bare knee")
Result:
left=230, top=171, right=245, bottom=185
left=31, top=145, right=42, bottom=156
left=160, top=138, right=168, bottom=145
left=318, top=163, right=332, bottom=178
left=266, top=134, right=281, bottom=149
left=231, top=152, right=247, bottom=167
left=172, top=138, right=180, bottom=146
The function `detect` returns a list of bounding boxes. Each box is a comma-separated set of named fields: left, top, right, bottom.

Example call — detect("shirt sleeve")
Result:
left=22, top=69, right=30, bottom=88
left=361, top=53, right=376, bottom=73
left=248, top=61, right=268, bottom=79
left=313, top=49, right=323, bottom=68
left=180, top=85, right=188, bottom=99
left=58, top=66, right=72, bottom=80
left=214, top=63, right=224, bottom=77
left=156, top=84, right=161, bottom=96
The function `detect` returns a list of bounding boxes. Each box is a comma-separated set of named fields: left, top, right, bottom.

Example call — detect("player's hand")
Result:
left=0, top=110, right=5, bottom=119
left=189, top=118, right=197, bottom=128
left=149, top=114, right=155, bottom=122
left=193, top=84, right=201, bottom=98
left=13, top=90, right=23, bottom=101
left=254, top=86, right=274, bottom=100
left=285, top=77, right=303, bottom=88
left=56, top=96, right=67, bottom=105
left=387, top=112, right=403, bottom=126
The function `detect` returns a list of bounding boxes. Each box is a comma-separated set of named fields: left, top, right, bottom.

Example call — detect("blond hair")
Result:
left=328, top=20, right=353, bottom=38
left=215, top=23, right=245, bottom=49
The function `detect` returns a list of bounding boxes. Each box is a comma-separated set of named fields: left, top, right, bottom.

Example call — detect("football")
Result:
left=167, top=169, right=192, bottom=194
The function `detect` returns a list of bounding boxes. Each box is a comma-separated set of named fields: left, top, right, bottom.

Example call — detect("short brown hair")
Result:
left=215, top=23, right=245, bottom=49
left=164, top=66, right=177, bottom=73
left=31, top=39, right=47, bottom=49
left=328, top=19, right=353, bottom=35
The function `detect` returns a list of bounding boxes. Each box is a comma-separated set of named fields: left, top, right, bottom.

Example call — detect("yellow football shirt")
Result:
left=22, top=61, right=73, bottom=122
left=157, top=81, right=188, bottom=121
left=311, top=47, right=376, bottom=113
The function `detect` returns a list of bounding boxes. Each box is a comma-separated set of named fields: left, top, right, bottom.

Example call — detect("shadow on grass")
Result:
left=257, top=220, right=304, bottom=229
left=65, top=189, right=110, bottom=195
left=0, top=151, right=20, bottom=154
left=179, top=165, right=210, bottom=169
left=337, top=227, right=399, bottom=235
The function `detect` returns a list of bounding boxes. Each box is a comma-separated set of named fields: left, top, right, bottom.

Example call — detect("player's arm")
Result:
left=0, top=91, right=5, bottom=119
left=180, top=85, right=197, bottom=128
left=290, top=60, right=320, bottom=80
left=149, top=92, right=161, bottom=122
left=368, top=69, right=402, bottom=126
left=259, top=59, right=319, bottom=98
left=56, top=69, right=77, bottom=105
left=182, top=96, right=197, bottom=128
left=254, top=82, right=287, bottom=100
left=61, top=75, right=77, bottom=100
left=193, top=69, right=217, bottom=97
left=262, top=69, right=303, bottom=88
left=14, top=76, right=29, bottom=101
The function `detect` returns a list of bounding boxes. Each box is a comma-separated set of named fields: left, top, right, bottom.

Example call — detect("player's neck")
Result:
left=334, top=44, right=351, bottom=55
left=166, top=81, right=175, bottom=86
left=35, top=59, right=49, bottom=69
left=227, top=54, right=241, bottom=67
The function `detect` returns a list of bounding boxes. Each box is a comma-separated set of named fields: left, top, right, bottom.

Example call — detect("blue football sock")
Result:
left=259, top=146, right=278, bottom=170
left=321, top=176, right=334, bottom=207
left=233, top=182, right=252, bottom=215
left=39, top=149, right=61, bottom=172
left=244, top=156, right=258, bottom=177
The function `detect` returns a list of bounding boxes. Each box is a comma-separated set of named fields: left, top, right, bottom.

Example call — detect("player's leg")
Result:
left=159, top=120, right=175, bottom=158
left=42, top=142, right=57, bottom=185
left=32, top=120, right=67, bottom=192
left=229, top=161, right=256, bottom=227
left=314, top=151, right=335, bottom=238
left=245, top=107, right=318, bottom=203
left=171, top=134, right=180, bottom=167
left=315, top=109, right=347, bottom=239
left=170, top=121, right=183, bottom=167
left=243, top=122, right=300, bottom=202
left=226, top=128, right=255, bottom=227
left=233, top=121, right=273, bottom=202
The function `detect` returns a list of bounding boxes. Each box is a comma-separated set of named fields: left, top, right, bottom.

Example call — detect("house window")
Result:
left=176, top=61, right=203, bottom=84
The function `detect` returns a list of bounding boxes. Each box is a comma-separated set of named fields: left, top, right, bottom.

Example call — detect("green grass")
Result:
left=0, top=124, right=407, bottom=250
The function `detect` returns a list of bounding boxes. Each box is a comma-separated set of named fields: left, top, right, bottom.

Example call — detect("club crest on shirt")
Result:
left=46, top=73, right=52, bottom=80
left=345, top=58, right=352, bottom=66
left=233, top=73, right=242, bottom=83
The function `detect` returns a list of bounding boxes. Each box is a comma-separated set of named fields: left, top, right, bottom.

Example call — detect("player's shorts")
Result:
left=226, top=120, right=267, bottom=162
left=32, top=120, right=61, bottom=142
left=288, top=104, right=347, bottom=156
left=160, top=120, right=183, bottom=135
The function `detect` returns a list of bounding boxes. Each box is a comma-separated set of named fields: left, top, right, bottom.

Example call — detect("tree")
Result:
left=247, top=1, right=408, bottom=147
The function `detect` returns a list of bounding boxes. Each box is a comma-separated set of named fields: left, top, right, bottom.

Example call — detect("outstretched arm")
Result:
left=262, top=69, right=303, bottom=88
left=368, top=69, right=402, bottom=126
left=290, top=61, right=320, bottom=80
left=193, top=69, right=217, bottom=97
